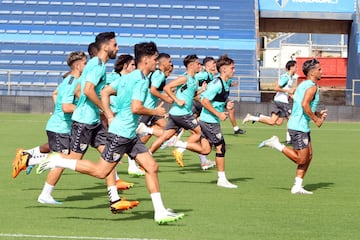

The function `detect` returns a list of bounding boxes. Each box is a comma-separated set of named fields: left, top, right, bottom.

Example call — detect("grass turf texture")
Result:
left=0, top=112, right=359, bottom=240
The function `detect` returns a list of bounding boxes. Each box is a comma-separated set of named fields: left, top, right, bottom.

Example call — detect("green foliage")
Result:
left=0, top=113, right=359, bottom=240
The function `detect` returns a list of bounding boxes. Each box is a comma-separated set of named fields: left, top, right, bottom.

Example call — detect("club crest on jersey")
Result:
left=275, top=0, right=288, bottom=8
left=80, top=143, right=88, bottom=151
left=112, top=153, right=121, bottom=161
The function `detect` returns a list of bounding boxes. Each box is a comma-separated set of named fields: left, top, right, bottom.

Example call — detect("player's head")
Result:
left=286, top=60, right=297, bottom=73
left=203, top=56, right=217, bottom=73
left=216, top=54, right=235, bottom=78
left=184, top=54, right=202, bottom=73
left=114, top=54, right=135, bottom=74
left=67, top=51, right=87, bottom=69
left=157, top=53, right=172, bottom=72
left=302, top=58, right=322, bottom=80
left=95, top=32, right=118, bottom=60
left=134, top=41, right=159, bottom=72
left=87, top=42, right=98, bottom=59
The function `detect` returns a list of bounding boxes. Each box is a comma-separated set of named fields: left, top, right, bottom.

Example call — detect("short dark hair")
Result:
left=87, top=42, right=98, bottom=58
left=286, top=60, right=297, bottom=70
left=95, top=32, right=116, bottom=48
left=203, top=56, right=215, bottom=66
left=183, top=54, right=199, bottom=67
left=134, top=42, right=158, bottom=65
left=216, top=54, right=234, bottom=72
left=114, top=54, right=134, bottom=73
left=302, top=58, right=319, bottom=76
left=158, top=53, right=171, bottom=60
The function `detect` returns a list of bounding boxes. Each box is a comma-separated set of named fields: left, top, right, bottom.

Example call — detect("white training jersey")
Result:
left=274, top=72, right=294, bottom=104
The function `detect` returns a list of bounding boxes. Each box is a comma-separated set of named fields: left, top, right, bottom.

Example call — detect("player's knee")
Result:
left=215, top=141, right=226, bottom=157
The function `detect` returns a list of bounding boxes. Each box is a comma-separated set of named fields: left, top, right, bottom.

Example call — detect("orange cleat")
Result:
left=110, top=198, right=140, bottom=214
left=172, top=149, right=184, bottom=167
left=116, top=179, right=134, bottom=190
left=12, top=148, right=30, bottom=178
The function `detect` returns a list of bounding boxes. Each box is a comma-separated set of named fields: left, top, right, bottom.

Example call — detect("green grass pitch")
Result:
left=0, top=113, right=359, bottom=240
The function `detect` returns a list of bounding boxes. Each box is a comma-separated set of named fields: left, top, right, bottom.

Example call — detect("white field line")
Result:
left=0, top=233, right=164, bottom=240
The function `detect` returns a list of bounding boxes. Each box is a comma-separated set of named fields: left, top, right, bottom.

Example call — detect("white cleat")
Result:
left=242, top=113, right=252, bottom=124
left=217, top=179, right=238, bottom=189
left=128, top=166, right=145, bottom=176
left=154, top=210, right=185, bottom=225
left=201, top=160, right=216, bottom=171
left=36, top=153, right=60, bottom=174
left=38, top=194, right=62, bottom=204
left=258, top=136, right=280, bottom=149
left=291, top=186, right=313, bottom=195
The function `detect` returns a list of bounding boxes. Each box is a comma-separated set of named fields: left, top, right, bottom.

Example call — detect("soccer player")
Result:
left=12, top=52, right=87, bottom=204
left=37, top=41, right=185, bottom=224
left=258, top=58, right=327, bottom=194
left=242, top=60, right=297, bottom=143
left=148, top=54, right=204, bottom=167
left=166, top=55, right=238, bottom=188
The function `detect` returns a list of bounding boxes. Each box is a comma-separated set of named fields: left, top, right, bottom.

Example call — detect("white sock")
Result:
left=27, top=153, right=48, bottom=165
left=250, top=116, right=260, bottom=122
left=294, top=177, right=303, bottom=188
left=175, top=140, right=187, bottom=149
left=115, top=170, right=120, bottom=181
left=217, top=171, right=227, bottom=181
left=259, top=114, right=270, bottom=119
left=25, top=146, right=41, bottom=156
left=107, top=185, right=120, bottom=203
left=53, top=157, right=77, bottom=171
left=199, top=154, right=208, bottom=164
left=39, top=182, right=54, bottom=197
left=145, top=126, right=153, bottom=135
left=286, top=131, right=291, bottom=142
left=273, top=141, right=285, bottom=152
left=150, top=192, right=166, bottom=213
left=233, top=126, right=239, bottom=131
left=128, top=156, right=137, bottom=168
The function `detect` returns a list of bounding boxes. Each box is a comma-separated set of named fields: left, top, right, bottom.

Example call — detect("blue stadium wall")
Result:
left=0, top=0, right=259, bottom=102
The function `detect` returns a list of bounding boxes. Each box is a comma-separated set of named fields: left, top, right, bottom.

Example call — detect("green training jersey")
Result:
left=288, top=79, right=319, bottom=133
left=46, top=75, right=79, bottom=134
left=72, top=57, right=106, bottom=125
left=143, top=69, right=166, bottom=109
left=108, top=69, right=148, bottom=139
left=169, top=74, right=198, bottom=116
left=106, top=71, right=122, bottom=114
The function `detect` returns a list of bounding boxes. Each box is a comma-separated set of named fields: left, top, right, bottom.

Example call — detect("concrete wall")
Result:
left=0, top=96, right=359, bottom=122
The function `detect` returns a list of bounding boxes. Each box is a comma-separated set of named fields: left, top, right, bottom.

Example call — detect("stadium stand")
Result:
left=0, top=0, right=258, bottom=100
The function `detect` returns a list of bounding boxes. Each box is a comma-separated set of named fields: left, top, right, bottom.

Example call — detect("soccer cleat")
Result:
left=201, top=160, right=216, bottom=171
left=36, top=152, right=60, bottom=174
left=217, top=179, right=238, bottom=189
left=172, top=149, right=184, bottom=167
left=291, top=186, right=313, bottom=195
left=242, top=113, right=252, bottom=124
left=116, top=179, right=134, bottom=190
left=160, top=136, right=177, bottom=150
left=258, top=136, right=280, bottom=149
left=136, top=122, right=149, bottom=137
left=37, top=194, right=62, bottom=205
left=128, top=166, right=145, bottom=176
left=12, top=148, right=30, bottom=178
left=154, top=210, right=185, bottom=225
left=234, top=128, right=246, bottom=134
left=110, top=198, right=139, bottom=214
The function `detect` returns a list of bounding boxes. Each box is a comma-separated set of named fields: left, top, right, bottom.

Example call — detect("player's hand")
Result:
left=226, top=100, right=234, bottom=110
left=320, top=109, right=328, bottom=120
left=155, top=101, right=167, bottom=117
left=218, top=112, right=228, bottom=121
left=176, top=99, right=186, bottom=106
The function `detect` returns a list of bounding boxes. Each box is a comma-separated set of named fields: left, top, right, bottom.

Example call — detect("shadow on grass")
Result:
left=275, top=182, right=334, bottom=192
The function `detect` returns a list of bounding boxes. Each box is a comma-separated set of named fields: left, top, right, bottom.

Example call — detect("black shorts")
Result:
left=70, top=121, right=107, bottom=154
left=199, top=121, right=224, bottom=146
left=192, top=101, right=203, bottom=116
left=46, top=130, right=71, bottom=154
left=139, top=115, right=163, bottom=127
left=165, top=114, right=199, bottom=132
left=288, top=129, right=311, bottom=150
left=101, top=133, right=148, bottom=163
left=271, top=101, right=291, bottom=118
